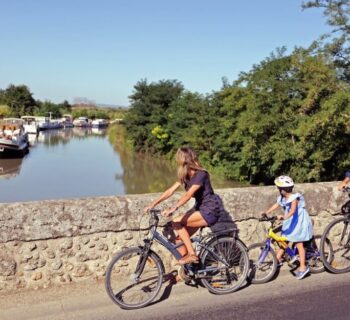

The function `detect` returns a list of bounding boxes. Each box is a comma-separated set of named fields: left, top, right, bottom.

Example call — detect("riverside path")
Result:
left=2, top=269, right=350, bottom=320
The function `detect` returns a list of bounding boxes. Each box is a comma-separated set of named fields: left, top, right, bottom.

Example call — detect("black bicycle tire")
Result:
left=200, top=237, right=249, bottom=294
left=105, top=247, right=163, bottom=309
left=320, top=216, right=350, bottom=274
left=247, top=242, right=278, bottom=284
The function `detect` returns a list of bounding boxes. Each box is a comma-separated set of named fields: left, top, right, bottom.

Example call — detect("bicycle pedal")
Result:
left=211, top=282, right=224, bottom=288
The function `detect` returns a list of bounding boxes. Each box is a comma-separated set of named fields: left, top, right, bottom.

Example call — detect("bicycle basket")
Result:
left=341, top=200, right=350, bottom=215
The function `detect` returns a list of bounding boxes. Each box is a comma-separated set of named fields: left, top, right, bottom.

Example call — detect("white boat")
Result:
left=91, top=119, right=109, bottom=128
left=60, top=114, right=74, bottom=128
left=73, top=117, right=90, bottom=127
left=36, top=116, right=62, bottom=130
left=0, top=118, right=29, bottom=158
left=21, top=116, right=39, bottom=134
left=36, top=117, right=51, bottom=130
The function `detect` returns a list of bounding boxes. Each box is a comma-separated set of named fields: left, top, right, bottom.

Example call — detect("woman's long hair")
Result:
left=176, top=147, right=204, bottom=183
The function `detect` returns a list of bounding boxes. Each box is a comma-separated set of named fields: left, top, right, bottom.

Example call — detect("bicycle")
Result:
left=105, top=209, right=250, bottom=309
left=320, top=186, right=350, bottom=273
left=247, top=214, right=328, bottom=284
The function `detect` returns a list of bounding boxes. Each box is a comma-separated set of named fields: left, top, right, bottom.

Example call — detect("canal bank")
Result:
left=0, top=181, right=344, bottom=293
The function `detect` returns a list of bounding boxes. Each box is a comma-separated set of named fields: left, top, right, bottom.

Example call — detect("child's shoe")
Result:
left=295, top=267, right=310, bottom=280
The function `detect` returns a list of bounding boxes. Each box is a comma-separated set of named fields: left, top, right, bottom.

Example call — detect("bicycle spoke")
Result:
left=323, top=218, right=350, bottom=273
left=248, top=242, right=277, bottom=284
left=105, top=248, right=163, bottom=309
left=200, top=238, right=249, bottom=294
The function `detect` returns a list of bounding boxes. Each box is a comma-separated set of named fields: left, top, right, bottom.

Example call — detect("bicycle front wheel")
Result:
left=105, top=247, right=164, bottom=309
left=247, top=242, right=277, bottom=284
left=200, top=237, right=249, bottom=294
left=320, top=217, right=350, bottom=274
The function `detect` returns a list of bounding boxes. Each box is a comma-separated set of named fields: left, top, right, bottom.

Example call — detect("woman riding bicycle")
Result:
left=144, top=147, right=224, bottom=265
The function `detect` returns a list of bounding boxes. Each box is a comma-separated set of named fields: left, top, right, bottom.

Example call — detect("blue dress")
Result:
left=277, top=193, right=313, bottom=242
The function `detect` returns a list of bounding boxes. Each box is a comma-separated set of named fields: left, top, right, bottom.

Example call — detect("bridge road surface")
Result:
left=2, top=270, right=350, bottom=320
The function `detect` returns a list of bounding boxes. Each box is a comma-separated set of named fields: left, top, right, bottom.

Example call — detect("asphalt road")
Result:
left=2, top=269, right=350, bottom=320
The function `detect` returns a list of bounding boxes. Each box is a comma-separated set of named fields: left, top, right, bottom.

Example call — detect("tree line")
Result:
left=124, top=1, right=350, bottom=184
left=0, top=84, right=126, bottom=120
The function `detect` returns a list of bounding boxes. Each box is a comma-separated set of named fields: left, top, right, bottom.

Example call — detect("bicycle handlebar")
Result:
left=259, top=214, right=278, bottom=223
left=343, top=186, right=350, bottom=193
left=149, top=209, right=161, bottom=215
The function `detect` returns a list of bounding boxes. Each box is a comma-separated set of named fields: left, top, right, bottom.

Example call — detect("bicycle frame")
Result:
left=258, top=219, right=320, bottom=264
left=135, top=210, right=232, bottom=279
left=150, top=226, right=231, bottom=268
left=258, top=222, right=295, bottom=264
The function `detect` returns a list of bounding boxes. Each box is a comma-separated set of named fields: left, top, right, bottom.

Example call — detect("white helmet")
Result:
left=274, top=175, right=294, bottom=188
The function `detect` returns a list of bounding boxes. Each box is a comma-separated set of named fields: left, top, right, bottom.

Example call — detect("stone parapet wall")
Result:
left=0, top=182, right=346, bottom=293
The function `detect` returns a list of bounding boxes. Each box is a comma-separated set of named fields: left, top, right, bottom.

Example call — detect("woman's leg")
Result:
left=295, top=242, right=306, bottom=271
left=174, top=227, right=200, bottom=257
left=172, top=211, right=208, bottom=257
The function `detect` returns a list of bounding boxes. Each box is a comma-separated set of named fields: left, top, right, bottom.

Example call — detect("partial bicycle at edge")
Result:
left=320, top=186, right=350, bottom=274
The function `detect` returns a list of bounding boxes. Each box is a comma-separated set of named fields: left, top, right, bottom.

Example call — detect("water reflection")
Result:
left=112, top=132, right=243, bottom=194
left=0, top=158, right=23, bottom=180
left=37, top=127, right=107, bottom=146
left=114, top=144, right=177, bottom=194
left=0, top=126, right=242, bottom=203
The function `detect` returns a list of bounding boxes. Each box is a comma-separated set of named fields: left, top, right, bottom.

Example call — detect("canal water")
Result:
left=0, top=127, right=242, bottom=203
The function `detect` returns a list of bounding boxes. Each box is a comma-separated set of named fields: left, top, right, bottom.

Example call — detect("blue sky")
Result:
left=0, top=0, right=330, bottom=106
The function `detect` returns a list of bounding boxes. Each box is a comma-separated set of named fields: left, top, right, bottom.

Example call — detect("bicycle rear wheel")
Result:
left=105, top=247, right=163, bottom=309
left=200, top=237, right=249, bottom=294
left=306, top=235, right=330, bottom=273
left=320, top=216, right=350, bottom=274
left=247, top=242, right=277, bottom=284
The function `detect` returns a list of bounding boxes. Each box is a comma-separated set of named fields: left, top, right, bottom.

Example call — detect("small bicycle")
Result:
left=105, top=209, right=250, bottom=309
left=247, top=214, right=326, bottom=284
left=320, top=187, right=350, bottom=273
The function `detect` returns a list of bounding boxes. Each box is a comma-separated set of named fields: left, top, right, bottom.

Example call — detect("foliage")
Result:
left=124, top=79, right=184, bottom=153
left=0, top=105, right=10, bottom=117
left=2, top=84, right=36, bottom=117
left=124, top=49, right=350, bottom=184
left=71, top=106, right=127, bottom=120
left=302, top=0, right=350, bottom=82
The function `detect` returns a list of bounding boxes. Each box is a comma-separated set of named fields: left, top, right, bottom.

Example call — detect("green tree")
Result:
left=36, top=100, right=62, bottom=118
left=124, top=79, right=184, bottom=153
left=214, top=49, right=350, bottom=183
left=302, top=0, right=350, bottom=81
left=3, top=84, right=36, bottom=117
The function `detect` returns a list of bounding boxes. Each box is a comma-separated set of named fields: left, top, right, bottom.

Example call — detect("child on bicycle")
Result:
left=262, top=175, right=313, bottom=280
left=338, top=171, right=350, bottom=191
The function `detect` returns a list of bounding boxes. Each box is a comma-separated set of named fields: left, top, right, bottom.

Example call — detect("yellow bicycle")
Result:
left=248, top=214, right=328, bottom=284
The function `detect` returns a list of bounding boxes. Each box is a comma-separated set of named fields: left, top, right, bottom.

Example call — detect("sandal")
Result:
left=178, top=254, right=199, bottom=265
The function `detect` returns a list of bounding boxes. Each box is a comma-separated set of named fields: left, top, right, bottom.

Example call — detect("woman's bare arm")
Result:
left=161, top=184, right=201, bottom=216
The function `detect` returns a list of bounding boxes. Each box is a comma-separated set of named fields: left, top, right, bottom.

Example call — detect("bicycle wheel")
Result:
left=306, top=235, right=330, bottom=274
left=320, top=216, right=350, bottom=274
left=247, top=242, right=277, bottom=284
left=200, top=237, right=249, bottom=294
left=105, top=247, right=164, bottom=309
